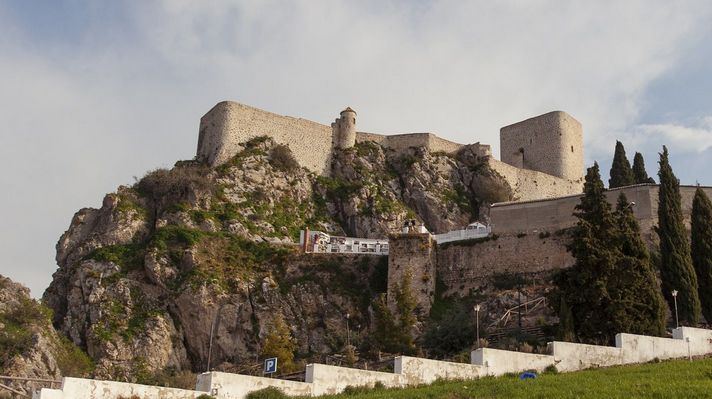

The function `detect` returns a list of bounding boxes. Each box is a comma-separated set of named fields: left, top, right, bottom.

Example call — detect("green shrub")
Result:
left=245, top=387, right=288, bottom=399
left=269, top=144, right=300, bottom=172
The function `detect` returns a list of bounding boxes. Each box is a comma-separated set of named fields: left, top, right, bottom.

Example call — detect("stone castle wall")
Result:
left=437, top=233, right=573, bottom=297
left=197, top=102, right=477, bottom=174
left=500, top=111, right=584, bottom=181
left=197, top=101, right=334, bottom=174
left=488, top=159, right=584, bottom=202
left=489, top=184, right=712, bottom=238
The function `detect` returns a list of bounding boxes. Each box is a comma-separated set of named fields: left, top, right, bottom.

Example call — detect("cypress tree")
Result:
left=691, top=188, right=712, bottom=323
left=560, top=162, right=619, bottom=343
left=608, top=193, right=666, bottom=336
left=633, top=152, right=655, bottom=184
left=609, top=141, right=635, bottom=188
left=657, top=146, right=700, bottom=325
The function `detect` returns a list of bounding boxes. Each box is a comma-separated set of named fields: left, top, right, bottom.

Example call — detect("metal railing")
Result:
left=0, top=376, right=62, bottom=398
left=489, top=296, right=547, bottom=329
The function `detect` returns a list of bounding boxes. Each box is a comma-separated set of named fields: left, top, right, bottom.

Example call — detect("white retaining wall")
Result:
left=616, top=333, right=690, bottom=364
left=196, top=372, right=312, bottom=399
left=548, top=341, right=622, bottom=372
left=306, top=363, right=404, bottom=396
left=395, top=356, right=484, bottom=384
left=471, top=348, right=555, bottom=376
left=35, top=327, right=712, bottom=399
left=33, top=377, right=208, bottom=399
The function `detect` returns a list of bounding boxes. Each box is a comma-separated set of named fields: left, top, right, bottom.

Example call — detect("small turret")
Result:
left=331, top=107, right=357, bottom=149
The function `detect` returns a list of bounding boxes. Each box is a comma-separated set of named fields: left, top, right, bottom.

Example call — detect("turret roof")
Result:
left=341, top=107, right=356, bottom=115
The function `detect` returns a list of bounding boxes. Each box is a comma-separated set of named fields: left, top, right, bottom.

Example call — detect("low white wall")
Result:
left=306, top=363, right=404, bottom=396
left=471, top=348, right=555, bottom=376
left=548, top=341, right=622, bottom=372
left=616, top=333, right=689, bottom=364
left=395, top=356, right=484, bottom=384
left=35, top=377, right=208, bottom=399
left=673, top=327, right=712, bottom=357
left=197, top=371, right=312, bottom=399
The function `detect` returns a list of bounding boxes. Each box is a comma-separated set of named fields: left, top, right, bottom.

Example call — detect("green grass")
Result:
left=306, top=358, right=712, bottom=399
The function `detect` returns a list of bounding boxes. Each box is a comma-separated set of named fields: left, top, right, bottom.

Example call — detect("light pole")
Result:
left=346, top=313, right=351, bottom=348
left=474, top=304, right=481, bottom=348
left=672, top=290, right=679, bottom=329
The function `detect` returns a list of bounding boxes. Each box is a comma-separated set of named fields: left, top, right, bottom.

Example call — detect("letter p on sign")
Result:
left=264, top=357, right=278, bottom=374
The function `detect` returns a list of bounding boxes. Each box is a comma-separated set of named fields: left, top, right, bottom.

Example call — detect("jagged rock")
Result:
left=40, top=137, right=510, bottom=380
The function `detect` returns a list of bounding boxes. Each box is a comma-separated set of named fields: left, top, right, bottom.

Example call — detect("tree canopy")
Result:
left=609, top=141, right=635, bottom=188
left=657, top=146, right=700, bottom=326
left=555, top=163, right=666, bottom=344
left=691, top=187, right=712, bottom=323
left=633, top=152, right=655, bottom=184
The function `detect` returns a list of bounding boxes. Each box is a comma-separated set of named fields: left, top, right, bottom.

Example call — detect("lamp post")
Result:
left=474, top=304, right=481, bottom=348
left=346, top=313, right=351, bottom=348
left=672, top=290, right=679, bottom=329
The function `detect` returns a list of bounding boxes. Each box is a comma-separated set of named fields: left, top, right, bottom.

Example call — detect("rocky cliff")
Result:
left=0, top=275, right=92, bottom=397
left=41, top=137, right=515, bottom=381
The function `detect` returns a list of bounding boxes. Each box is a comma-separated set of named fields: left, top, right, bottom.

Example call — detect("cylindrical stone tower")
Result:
left=332, top=107, right=357, bottom=149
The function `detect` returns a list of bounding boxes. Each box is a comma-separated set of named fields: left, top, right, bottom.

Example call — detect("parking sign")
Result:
left=264, top=357, right=278, bottom=374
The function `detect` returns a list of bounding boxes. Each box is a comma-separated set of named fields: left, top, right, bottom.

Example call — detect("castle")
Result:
left=196, top=101, right=585, bottom=202
left=195, top=101, right=712, bottom=316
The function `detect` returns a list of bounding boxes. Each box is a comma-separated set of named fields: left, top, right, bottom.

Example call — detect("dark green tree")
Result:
left=422, top=301, right=475, bottom=358
left=657, top=146, right=700, bottom=325
left=633, top=152, right=655, bottom=184
left=370, top=273, right=417, bottom=354
left=608, top=193, right=666, bottom=336
left=691, top=188, right=712, bottom=323
left=609, top=141, right=635, bottom=188
left=558, top=162, right=619, bottom=343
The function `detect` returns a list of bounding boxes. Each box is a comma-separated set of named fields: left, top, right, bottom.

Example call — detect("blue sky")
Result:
left=1, top=1, right=711, bottom=295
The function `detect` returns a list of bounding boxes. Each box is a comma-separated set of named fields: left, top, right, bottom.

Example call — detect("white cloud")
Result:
left=630, top=118, right=712, bottom=153
left=1, top=0, right=712, bottom=295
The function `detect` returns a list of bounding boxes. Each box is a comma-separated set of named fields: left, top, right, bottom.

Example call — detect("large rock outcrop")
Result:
left=41, top=137, right=514, bottom=380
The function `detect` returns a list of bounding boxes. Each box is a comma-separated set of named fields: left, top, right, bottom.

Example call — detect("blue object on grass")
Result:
left=519, top=371, right=537, bottom=380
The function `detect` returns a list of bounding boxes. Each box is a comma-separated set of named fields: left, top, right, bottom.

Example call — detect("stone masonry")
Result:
left=196, top=101, right=585, bottom=201
left=387, top=233, right=436, bottom=315
left=500, top=111, right=584, bottom=181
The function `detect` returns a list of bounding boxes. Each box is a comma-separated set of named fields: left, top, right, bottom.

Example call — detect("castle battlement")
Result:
left=196, top=101, right=585, bottom=201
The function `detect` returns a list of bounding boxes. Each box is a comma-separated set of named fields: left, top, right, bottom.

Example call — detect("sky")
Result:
left=1, top=0, right=712, bottom=296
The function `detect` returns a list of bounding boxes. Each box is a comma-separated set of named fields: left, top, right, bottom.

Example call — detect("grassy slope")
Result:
left=308, top=358, right=712, bottom=399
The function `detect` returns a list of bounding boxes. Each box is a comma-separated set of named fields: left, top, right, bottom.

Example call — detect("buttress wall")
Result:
left=197, top=101, right=333, bottom=174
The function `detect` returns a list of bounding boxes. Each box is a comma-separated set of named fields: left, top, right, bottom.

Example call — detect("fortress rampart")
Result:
left=197, top=101, right=334, bottom=174
left=489, top=184, right=712, bottom=237
left=196, top=101, right=583, bottom=200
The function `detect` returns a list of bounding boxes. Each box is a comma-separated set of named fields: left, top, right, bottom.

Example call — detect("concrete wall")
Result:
left=548, top=341, right=622, bottom=372
left=34, top=377, right=208, bottom=399
left=500, top=111, right=584, bottom=181
left=306, top=363, right=404, bottom=396
left=471, top=348, right=555, bottom=376
left=395, top=356, right=484, bottom=384
left=489, top=159, right=583, bottom=202
left=196, top=372, right=312, bottom=399
left=616, top=333, right=690, bottom=364
left=36, top=328, right=712, bottom=399
left=197, top=101, right=333, bottom=173
left=387, top=233, right=437, bottom=315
